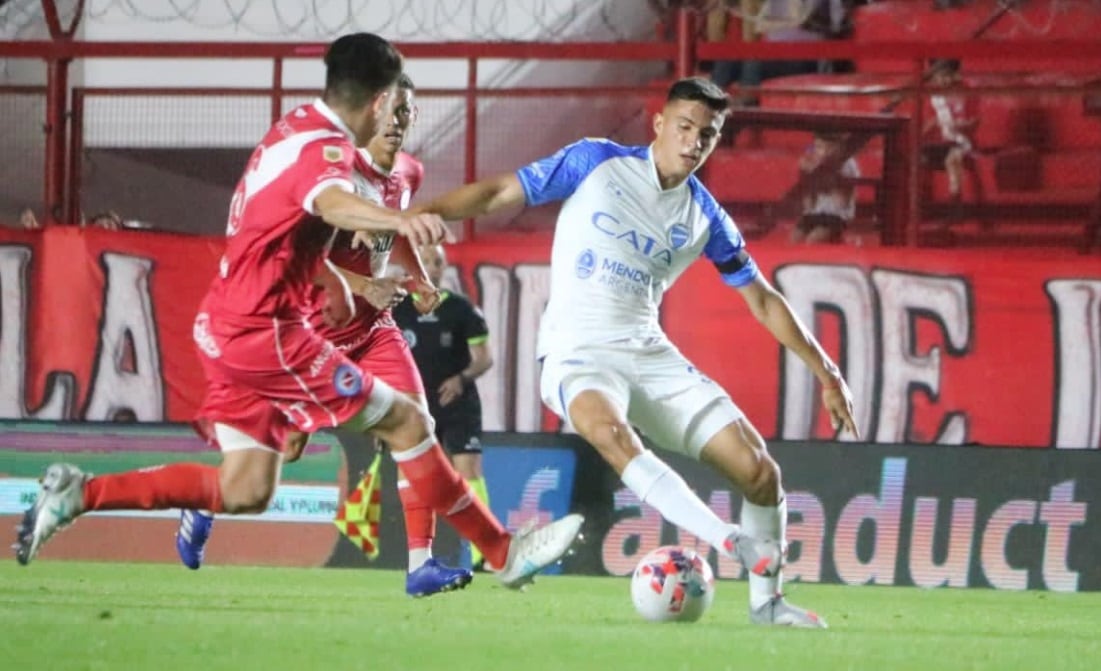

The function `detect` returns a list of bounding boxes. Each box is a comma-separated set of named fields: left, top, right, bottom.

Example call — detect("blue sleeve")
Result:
left=692, top=179, right=760, bottom=288
left=515, top=139, right=617, bottom=207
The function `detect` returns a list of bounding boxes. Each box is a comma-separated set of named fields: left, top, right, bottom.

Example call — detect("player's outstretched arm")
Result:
left=412, top=173, right=526, bottom=221
left=314, top=186, right=447, bottom=246
left=737, top=275, right=860, bottom=438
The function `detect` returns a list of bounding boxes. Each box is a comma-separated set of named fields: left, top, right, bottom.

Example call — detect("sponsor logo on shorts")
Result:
left=192, top=313, right=221, bottom=359
left=576, top=249, right=597, bottom=279
left=333, top=363, right=363, bottom=397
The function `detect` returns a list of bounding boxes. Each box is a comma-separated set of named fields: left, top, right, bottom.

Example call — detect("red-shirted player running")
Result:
left=15, top=33, right=583, bottom=588
left=177, top=75, right=476, bottom=597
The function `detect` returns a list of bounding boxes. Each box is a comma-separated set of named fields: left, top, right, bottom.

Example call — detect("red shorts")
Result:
left=335, top=316, right=424, bottom=396
left=194, top=309, right=423, bottom=452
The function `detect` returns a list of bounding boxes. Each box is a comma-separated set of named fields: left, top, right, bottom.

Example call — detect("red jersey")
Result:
left=307, top=150, right=424, bottom=344
left=202, top=100, right=359, bottom=328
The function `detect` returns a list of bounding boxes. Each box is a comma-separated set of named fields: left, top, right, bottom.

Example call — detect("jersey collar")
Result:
left=645, top=143, right=689, bottom=193
left=312, top=98, right=356, bottom=141
left=359, top=148, right=392, bottom=178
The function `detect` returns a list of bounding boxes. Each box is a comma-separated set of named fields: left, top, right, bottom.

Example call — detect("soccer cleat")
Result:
left=176, top=509, right=214, bottom=570
left=723, top=528, right=783, bottom=578
left=405, top=558, right=474, bottom=597
left=14, top=463, right=89, bottom=566
left=750, top=594, right=828, bottom=629
left=496, top=513, right=584, bottom=590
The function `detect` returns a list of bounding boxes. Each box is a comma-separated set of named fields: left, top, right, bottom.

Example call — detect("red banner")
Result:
left=2, top=226, right=1099, bottom=449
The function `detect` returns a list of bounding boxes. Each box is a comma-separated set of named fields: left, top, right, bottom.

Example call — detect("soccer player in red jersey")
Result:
left=15, top=34, right=583, bottom=588
left=177, top=75, right=476, bottom=597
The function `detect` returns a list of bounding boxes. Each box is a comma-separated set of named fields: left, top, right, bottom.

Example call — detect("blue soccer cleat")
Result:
left=405, top=558, right=474, bottom=597
left=176, top=509, right=214, bottom=570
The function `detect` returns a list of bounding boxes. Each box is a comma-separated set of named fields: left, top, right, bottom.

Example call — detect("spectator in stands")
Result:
left=86, top=210, right=124, bottom=230
left=711, top=0, right=851, bottom=103
left=19, top=206, right=40, bottom=230
left=922, top=58, right=982, bottom=222
left=792, top=131, right=859, bottom=243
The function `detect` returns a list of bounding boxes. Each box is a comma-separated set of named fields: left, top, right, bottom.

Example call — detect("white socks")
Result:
left=408, top=548, right=431, bottom=573
left=741, top=496, right=787, bottom=609
left=621, top=449, right=734, bottom=552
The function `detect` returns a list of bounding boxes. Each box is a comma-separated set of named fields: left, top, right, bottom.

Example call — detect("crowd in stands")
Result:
left=647, top=0, right=1100, bottom=249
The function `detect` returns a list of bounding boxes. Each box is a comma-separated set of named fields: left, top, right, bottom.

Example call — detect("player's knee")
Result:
left=219, top=476, right=275, bottom=514
left=743, top=457, right=781, bottom=506
left=377, top=396, right=434, bottom=451
left=582, top=419, right=642, bottom=469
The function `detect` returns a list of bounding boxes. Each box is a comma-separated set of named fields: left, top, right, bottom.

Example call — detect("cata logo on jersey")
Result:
left=590, top=211, right=676, bottom=266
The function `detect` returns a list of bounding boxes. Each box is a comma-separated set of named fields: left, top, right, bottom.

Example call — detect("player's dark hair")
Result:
left=666, top=77, right=730, bottom=113
left=397, top=73, right=415, bottom=91
left=324, top=33, right=403, bottom=108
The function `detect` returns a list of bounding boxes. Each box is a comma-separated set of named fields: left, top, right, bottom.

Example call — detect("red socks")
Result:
left=393, top=442, right=510, bottom=568
left=397, top=482, right=435, bottom=550
left=83, top=463, right=224, bottom=513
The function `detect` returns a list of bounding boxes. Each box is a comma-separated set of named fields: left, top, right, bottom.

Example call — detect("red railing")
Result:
left=2, top=10, right=1100, bottom=244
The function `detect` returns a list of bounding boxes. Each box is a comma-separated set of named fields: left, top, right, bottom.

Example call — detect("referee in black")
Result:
left=394, top=243, right=494, bottom=569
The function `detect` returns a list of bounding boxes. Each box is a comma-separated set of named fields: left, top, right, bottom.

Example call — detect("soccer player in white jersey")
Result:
left=414, top=77, right=859, bottom=628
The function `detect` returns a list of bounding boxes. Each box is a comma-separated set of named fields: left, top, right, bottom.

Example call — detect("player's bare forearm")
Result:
left=739, top=277, right=841, bottom=384
left=314, top=186, right=402, bottom=233
left=413, top=173, right=526, bottom=221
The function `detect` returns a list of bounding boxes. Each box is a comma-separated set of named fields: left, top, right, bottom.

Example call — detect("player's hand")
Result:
left=360, top=277, right=409, bottom=312
left=404, top=277, right=441, bottom=314
left=437, top=375, right=464, bottom=407
left=282, top=431, right=311, bottom=463
left=821, top=376, right=859, bottom=438
left=397, top=213, right=448, bottom=247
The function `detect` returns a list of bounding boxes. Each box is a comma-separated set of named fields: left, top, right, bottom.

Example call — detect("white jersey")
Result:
left=516, top=138, right=759, bottom=358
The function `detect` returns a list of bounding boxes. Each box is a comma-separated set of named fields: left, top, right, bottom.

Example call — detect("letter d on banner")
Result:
left=833, top=458, right=907, bottom=585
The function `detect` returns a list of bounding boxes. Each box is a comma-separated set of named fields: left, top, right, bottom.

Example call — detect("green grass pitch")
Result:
left=2, top=561, right=1098, bottom=671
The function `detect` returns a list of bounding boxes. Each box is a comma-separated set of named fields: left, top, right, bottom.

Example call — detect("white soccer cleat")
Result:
left=496, top=513, right=584, bottom=589
left=14, top=463, right=89, bottom=566
left=750, top=594, right=828, bottom=629
left=722, top=526, right=783, bottom=578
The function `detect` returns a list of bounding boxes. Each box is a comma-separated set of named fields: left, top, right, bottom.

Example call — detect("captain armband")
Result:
left=713, top=249, right=752, bottom=275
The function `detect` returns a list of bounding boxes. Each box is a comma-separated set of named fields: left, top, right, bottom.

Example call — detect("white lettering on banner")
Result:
left=513, top=264, right=551, bottom=432
left=504, top=467, right=559, bottom=531
left=784, top=492, right=826, bottom=583
left=1045, top=279, right=1101, bottom=449
left=474, top=265, right=513, bottom=432
left=0, top=246, right=74, bottom=419
left=833, top=457, right=906, bottom=585
left=873, top=270, right=972, bottom=444
left=597, top=460, right=1087, bottom=591
left=774, top=265, right=877, bottom=441
left=909, top=496, right=976, bottom=588
left=84, top=253, right=165, bottom=421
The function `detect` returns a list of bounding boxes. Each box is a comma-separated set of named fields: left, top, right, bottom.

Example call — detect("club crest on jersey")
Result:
left=576, top=249, right=597, bottom=279
left=333, top=363, right=364, bottom=397
left=323, top=145, right=343, bottom=162
left=591, top=211, right=675, bottom=266
left=668, top=223, right=690, bottom=250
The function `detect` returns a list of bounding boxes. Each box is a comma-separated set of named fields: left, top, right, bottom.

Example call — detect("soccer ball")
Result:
left=630, top=546, right=715, bottom=623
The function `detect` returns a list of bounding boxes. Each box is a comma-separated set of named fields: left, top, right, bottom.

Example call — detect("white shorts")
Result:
left=539, top=338, right=744, bottom=459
